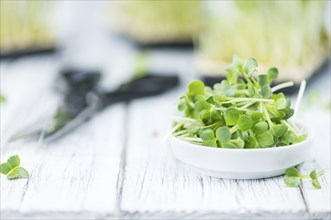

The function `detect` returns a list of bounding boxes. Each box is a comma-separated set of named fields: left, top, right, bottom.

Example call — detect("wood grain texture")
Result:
left=298, top=108, right=331, bottom=220
left=1, top=105, right=126, bottom=219
left=120, top=97, right=311, bottom=219
left=0, top=59, right=126, bottom=219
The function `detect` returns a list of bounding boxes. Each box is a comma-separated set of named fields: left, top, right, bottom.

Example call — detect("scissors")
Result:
left=9, top=68, right=179, bottom=143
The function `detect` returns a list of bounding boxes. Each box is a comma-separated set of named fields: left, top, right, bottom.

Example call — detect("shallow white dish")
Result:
left=169, top=123, right=313, bottom=179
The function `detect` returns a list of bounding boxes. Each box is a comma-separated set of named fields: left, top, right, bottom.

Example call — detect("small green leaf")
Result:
left=230, top=138, right=245, bottom=149
left=285, top=167, right=301, bottom=177
left=199, top=129, right=215, bottom=141
left=7, top=167, right=29, bottom=180
left=7, top=155, right=20, bottom=169
left=187, top=80, right=205, bottom=97
left=239, top=130, right=249, bottom=141
left=256, top=131, right=274, bottom=147
left=247, top=111, right=263, bottom=122
left=271, top=124, right=288, bottom=138
left=202, top=139, right=218, bottom=147
left=194, top=100, right=211, bottom=118
left=253, top=121, right=269, bottom=135
left=267, top=68, right=279, bottom=84
left=225, top=55, right=243, bottom=84
left=309, top=170, right=318, bottom=179
left=245, top=136, right=258, bottom=148
left=284, top=177, right=300, bottom=187
left=217, top=80, right=231, bottom=91
left=312, top=179, right=321, bottom=189
left=244, top=58, right=258, bottom=76
left=221, top=142, right=237, bottom=148
left=247, top=83, right=255, bottom=97
left=258, top=74, right=272, bottom=98
left=0, top=163, right=11, bottom=175
left=216, top=127, right=231, bottom=143
left=178, top=98, right=186, bottom=111
left=276, top=98, right=287, bottom=110
left=224, top=107, right=240, bottom=126
left=237, top=115, right=254, bottom=131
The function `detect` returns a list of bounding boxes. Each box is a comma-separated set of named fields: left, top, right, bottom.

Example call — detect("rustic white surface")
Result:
left=1, top=56, right=330, bottom=219
left=0, top=58, right=125, bottom=219
left=298, top=108, right=331, bottom=220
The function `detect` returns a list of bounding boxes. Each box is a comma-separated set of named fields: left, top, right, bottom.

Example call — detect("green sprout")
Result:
left=0, top=155, right=29, bottom=180
left=171, top=55, right=307, bottom=149
left=284, top=167, right=323, bottom=189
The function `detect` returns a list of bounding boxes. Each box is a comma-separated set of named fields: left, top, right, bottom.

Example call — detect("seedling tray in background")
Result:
left=0, top=47, right=56, bottom=59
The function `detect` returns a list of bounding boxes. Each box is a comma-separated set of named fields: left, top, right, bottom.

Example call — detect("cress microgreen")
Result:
left=171, top=55, right=307, bottom=149
left=0, top=155, right=29, bottom=180
left=284, top=167, right=323, bottom=189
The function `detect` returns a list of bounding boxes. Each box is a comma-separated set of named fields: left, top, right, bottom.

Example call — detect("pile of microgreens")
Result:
left=0, top=155, right=29, bottom=180
left=171, top=55, right=307, bottom=149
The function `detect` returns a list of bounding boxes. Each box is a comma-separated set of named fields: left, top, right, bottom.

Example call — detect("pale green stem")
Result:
left=170, top=115, right=198, bottom=123
left=215, top=107, right=227, bottom=111
left=259, top=102, right=264, bottom=113
left=238, top=101, right=256, bottom=109
left=300, top=175, right=310, bottom=179
left=163, top=121, right=185, bottom=142
left=281, top=120, right=298, bottom=135
left=173, top=130, right=189, bottom=137
left=178, top=137, right=203, bottom=143
left=202, top=121, right=222, bottom=128
left=230, top=125, right=238, bottom=134
left=271, top=81, right=294, bottom=93
left=292, top=80, right=306, bottom=122
left=223, top=97, right=273, bottom=104
left=261, top=103, right=273, bottom=127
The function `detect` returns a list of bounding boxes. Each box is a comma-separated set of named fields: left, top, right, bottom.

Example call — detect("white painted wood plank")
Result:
left=298, top=108, right=331, bottom=219
left=1, top=105, right=125, bottom=219
left=0, top=57, right=59, bottom=146
left=121, top=96, right=308, bottom=219
left=0, top=57, right=126, bottom=219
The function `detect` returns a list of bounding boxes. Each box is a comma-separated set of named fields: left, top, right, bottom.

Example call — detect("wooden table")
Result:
left=1, top=54, right=330, bottom=219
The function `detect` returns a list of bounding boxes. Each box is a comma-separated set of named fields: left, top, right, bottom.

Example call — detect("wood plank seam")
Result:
left=116, top=104, right=129, bottom=218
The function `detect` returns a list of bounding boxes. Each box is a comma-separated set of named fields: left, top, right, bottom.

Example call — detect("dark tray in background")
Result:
left=0, top=47, right=56, bottom=60
left=135, top=40, right=194, bottom=49
left=112, top=31, right=194, bottom=49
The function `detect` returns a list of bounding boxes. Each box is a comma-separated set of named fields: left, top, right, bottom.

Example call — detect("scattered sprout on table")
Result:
left=0, top=155, right=29, bottom=180
left=284, top=167, right=323, bottom=189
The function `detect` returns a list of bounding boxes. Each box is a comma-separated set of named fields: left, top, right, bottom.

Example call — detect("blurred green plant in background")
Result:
left=110, top=0, right=202, bottom=44
left=0, top=0, right=56, bottom=52
left=197, top=1, right=330, bottom=82
left=0, top=93, right=6, bottom=103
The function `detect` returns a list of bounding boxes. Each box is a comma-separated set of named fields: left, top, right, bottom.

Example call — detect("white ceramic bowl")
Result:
left=169, top=123, right=313, bottom=179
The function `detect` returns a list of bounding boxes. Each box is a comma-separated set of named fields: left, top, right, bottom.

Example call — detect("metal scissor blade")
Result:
left=8, top=104, right=99, bottom=144
left=42, top=104, right=99, bottom=143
